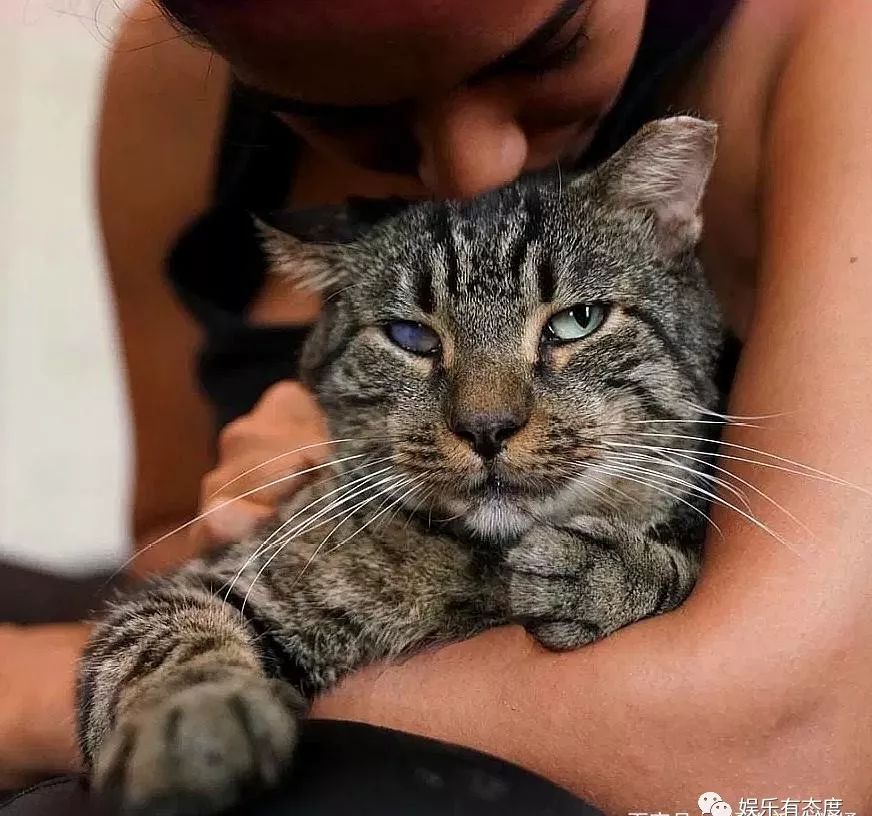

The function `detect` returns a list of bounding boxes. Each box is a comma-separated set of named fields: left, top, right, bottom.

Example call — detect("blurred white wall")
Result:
left=0, top=1, right=131, bottom=574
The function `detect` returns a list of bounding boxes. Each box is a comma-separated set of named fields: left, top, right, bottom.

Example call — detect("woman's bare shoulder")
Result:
left=98, top=2, right=229, bottom=550
left=99, top=0, right=229, bottom=229
left=673, top=0, right=819, bottom=335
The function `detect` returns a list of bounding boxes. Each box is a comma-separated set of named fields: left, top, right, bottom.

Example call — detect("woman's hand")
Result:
left=0, top=624, right=90, bottom=785
left=192, top=381, right=329, bottom=548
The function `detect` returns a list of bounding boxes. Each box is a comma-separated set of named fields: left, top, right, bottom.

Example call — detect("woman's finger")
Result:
left=191, top=381, right=330, bottom=549
left=194, top=498, right=276, bottom=546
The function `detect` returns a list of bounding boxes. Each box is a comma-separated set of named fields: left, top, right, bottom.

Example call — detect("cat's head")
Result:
left=262, top=117, right=724, bottom=539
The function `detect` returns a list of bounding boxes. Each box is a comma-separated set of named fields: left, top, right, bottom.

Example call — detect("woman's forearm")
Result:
left=0, top=623, right=90, bottom=778
left=314, top=575, right=869, bottom=813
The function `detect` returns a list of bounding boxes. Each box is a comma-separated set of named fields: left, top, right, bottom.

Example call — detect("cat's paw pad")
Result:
left=94, top=677, right=304, bottom=816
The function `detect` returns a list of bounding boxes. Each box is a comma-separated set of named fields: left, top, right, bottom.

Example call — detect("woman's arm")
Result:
left=103, top=2, right=327, bottom=563
left=0, top=625, right=90, bottom=786
left=0, top=4, right=230, bottom=782
left=314, top=2, right=872, bottom=811
left=98, top=1, right=229, bottom=571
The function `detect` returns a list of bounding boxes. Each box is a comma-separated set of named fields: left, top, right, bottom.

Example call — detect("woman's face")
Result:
left=181, top=0, right=647, bottom=198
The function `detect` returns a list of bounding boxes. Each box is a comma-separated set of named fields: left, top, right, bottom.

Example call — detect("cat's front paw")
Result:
left=506, top=525, right=623, bottom=651
left=93, top=675, right=305, bottom=816
left=506, top=527, right=599, bottom=651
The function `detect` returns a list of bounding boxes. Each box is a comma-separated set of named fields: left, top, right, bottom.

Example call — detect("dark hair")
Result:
left=156, top=0, right=213, bottom=39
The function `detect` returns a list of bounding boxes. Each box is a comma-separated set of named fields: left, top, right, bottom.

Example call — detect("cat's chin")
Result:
left=441, top=478, right=597, bottom=540
left=461, top=499, right=536, bottom=540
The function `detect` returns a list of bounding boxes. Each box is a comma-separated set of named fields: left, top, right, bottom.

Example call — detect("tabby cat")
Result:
left=78, top=116, right=725, bottom=815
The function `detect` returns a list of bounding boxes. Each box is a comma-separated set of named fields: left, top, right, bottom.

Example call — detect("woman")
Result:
left=3, top=0, right=872, bottom=811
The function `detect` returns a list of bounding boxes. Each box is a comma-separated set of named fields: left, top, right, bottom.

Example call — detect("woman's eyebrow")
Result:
left=239, top=0, right=587, bottom=117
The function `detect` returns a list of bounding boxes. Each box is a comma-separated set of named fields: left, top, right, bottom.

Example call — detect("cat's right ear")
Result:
left=592, top=116, right=718, bottom=257
left=256, top=197, right=410, bottom=293
left=256, top=216, right=346, bottom=293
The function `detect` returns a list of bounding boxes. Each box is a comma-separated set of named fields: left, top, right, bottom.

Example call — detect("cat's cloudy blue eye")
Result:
left=385, top=321, right=441, bottom=356
left=544, top=304, right=607, bottom=343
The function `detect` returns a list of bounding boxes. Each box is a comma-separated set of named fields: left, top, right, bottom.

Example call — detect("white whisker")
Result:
left=220, top=462, right=399, bottom=600
left=616, top=418, right=762, bottom=429
left=555, top=459, right=629, bottom=515
left=108, top=453, right=371, bottom=582
left=565, top=471, right=623, bottom=515
left=266, top=470, right=407, bottom=553
left=241, top=474, right=415, bottom=614
left=204, top=437, right=394, bottom=501
left=404, top=484, right=439, bottom=532
left=284, top=475, right=426, bottom=592
left=606, top=433, right=872, bottom=496
left=603, top=441, right=815, bottom=540
left=382, top=476, right=434, bottom=530
left=319, top=474, right=432, bottom=559
left=593, top=459, right=804, bottom=558
left=258, top=458, right=399, bottom=551
left=240, top=542, right=288, bottom=616
left=652, top=389, right=792, bottom=423
left=599, top=447, right=753, bottom=512
left=589, top=462, right=722, bottom=537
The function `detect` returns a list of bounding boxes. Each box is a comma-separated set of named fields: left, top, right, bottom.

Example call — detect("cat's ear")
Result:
left=594, top=116, right=718, bottom=256
left=256, top=216, right=347, bottom=293
left=256, top=197, right=410, bottom=292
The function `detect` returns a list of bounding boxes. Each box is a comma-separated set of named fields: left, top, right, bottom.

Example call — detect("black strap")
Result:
left=213, top=80, right=300, bottom=211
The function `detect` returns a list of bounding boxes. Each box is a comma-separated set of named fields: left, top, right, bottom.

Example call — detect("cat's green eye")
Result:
left=543, top=304, right=608, bottom=344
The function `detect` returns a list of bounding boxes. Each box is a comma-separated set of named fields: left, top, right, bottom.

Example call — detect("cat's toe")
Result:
left=526, top=619, right=604, bottom=652
left=506, top=552, right=585, bottom=626
left=94, top=677, right=303, bottom=816
left=507, top=566, right=600, bottom=650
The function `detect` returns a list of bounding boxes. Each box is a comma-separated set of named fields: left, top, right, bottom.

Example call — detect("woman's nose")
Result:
left=415, top=91, right=529, bottom=198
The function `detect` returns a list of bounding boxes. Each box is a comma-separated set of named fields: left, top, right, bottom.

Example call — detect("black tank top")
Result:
left=168, top=0, right=739, bottom=430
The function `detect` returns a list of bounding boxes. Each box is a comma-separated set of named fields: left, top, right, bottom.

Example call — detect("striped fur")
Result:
left=79, top=117, right=725, bottom=815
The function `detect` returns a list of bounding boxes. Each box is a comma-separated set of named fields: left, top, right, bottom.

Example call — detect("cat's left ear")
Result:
left=256, top=197, right=410, bottom=292
left=592, top=116, right=718, bottom=256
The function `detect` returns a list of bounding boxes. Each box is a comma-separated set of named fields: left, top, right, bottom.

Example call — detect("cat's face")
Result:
left=265, top=117, right=724, bottom=538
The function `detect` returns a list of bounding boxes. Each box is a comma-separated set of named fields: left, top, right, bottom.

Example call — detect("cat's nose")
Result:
left=449, top=410, right=527, bottom=460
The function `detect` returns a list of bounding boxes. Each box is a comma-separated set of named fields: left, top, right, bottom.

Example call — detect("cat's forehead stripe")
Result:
left=421, top=185, right=553, bottom=309
left=538, top=254, right=556, bottom=304
left=414, top=249, right=436, bottom=314
left=429, top=208, right=460, bottom=297
left=506, top=191, right=540, bottom=293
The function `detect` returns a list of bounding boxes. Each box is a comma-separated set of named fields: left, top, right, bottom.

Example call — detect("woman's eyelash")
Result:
left=513, top=25, right=589, bottom=77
